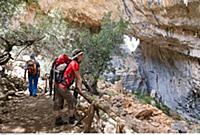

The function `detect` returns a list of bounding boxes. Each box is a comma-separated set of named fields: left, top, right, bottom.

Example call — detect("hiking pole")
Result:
left=82, top=77, right=99, bottom=95
left=82, top=78, right=92, bottom=92
left=52, top=65, right=56, bottom=100
left=82, top=77, right=100, bottom=118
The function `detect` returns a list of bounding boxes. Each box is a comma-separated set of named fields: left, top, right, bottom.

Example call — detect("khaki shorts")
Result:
left=53, top=86, right=76, bottom=111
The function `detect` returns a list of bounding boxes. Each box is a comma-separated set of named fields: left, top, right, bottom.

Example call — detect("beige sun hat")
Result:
left=72, top=49, right=83, bottom=60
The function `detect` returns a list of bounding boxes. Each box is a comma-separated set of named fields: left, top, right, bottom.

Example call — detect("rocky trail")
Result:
left=1, top=0, right=200, bottom=133
left=0, top=76, right=199, bottom=133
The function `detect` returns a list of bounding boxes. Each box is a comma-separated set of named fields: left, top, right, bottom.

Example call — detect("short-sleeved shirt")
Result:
left=57, top=60, right=79, bottom=90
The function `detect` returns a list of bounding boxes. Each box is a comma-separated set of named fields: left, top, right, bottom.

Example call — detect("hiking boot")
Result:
left=55, top=117, right=68, bottom=126
left=33, top=94, right=37, bottom=97
left=69, top=116, right=76, bottom=124
left=55, top=117, right=64, bottom=126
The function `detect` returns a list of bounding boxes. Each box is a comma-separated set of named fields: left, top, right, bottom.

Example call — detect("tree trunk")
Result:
left=84, top=103, right=95, bottom=133
left=80, top=81, right=155, bottom=133
left=79, top=90, right=126, bottom=131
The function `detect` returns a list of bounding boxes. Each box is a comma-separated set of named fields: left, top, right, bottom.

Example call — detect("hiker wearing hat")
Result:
left=24, top=53, right=40, bottom=97
left=53, top=49, right=84, bottom=126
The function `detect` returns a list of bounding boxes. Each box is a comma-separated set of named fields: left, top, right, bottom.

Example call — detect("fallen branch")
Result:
left=79, top=80, right=159, bottom=133
left=84, top=103, right=95, bottom=133
left=78, top=88, right=126, bottom=133
left=116, top=121, right=125, bottom=133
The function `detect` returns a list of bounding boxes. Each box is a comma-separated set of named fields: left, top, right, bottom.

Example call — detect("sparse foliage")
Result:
left=74, top=13, right=128, bottom=91
left=0, top=0, right=41, bottom=65
left=0, top=1, right=128, bottom=92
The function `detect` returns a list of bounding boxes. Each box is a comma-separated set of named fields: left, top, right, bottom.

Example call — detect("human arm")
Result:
left=70, top=61, right=83, bottom=94
left=24, top=63, right=28, bottom=81
left=36, top=61, right=40, bottom=77
left=24, top=69, right=27, bottom=81
left=74, top=70, right=83, bottom=94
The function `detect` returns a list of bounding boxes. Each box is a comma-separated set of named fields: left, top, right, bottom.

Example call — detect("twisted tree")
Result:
left=0, top=0, right=43, bottom=65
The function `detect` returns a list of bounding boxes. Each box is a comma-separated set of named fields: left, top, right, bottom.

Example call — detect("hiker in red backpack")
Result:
left=53, top=49, right=84, bottom=126
left=24, top=54, right=40, bottom=97
left=49, top=54, right=71, bottom=97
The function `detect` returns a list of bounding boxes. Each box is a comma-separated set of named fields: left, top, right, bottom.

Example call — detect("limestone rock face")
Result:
left=123, top=0, right=200, bottom=122
left=23, top=0, right=123, bottom=29
left=24, top=0, right=200, bottom=122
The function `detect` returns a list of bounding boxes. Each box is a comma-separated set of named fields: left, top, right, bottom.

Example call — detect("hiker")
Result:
left=49, top=54, right=70, bottom=98
left=24, top=54, right=40, bottom=97
left=49, top=53, right=81, bottom=99
left=54, top=49, right=84, bottom=126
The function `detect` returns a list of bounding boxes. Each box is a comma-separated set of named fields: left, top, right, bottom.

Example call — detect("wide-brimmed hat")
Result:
left=72, top=49, right=83, bottom=59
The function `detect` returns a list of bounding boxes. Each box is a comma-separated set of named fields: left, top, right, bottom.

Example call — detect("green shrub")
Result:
left=0, top=0, right=128, bottom=88
left=74, top=13, right=128, bottom=91
left=133, top=91, right=170, bottom=116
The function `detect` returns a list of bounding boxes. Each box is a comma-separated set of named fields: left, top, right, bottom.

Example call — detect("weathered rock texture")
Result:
left=124, top=0, right=200, bottom=123
left=21, top=0, right=200, bottom=122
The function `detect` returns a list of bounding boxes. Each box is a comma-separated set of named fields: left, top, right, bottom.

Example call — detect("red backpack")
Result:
left=55, top=54, right=71, bottom=67
left=52, top=54, right=71, bottom=83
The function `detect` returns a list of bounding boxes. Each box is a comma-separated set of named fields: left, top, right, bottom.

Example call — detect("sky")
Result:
left=121, top=35, right=140, bottom=54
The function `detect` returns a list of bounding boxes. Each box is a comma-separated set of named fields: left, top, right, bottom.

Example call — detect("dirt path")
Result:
left=0, top=85, right=199, bottom=133
left=0, top=93, right=74, bottom=133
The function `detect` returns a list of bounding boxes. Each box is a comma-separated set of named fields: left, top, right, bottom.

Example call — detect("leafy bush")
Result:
left=0, top=0, right=42, bottom=63
left=0, top=0, right=128, bottom=90
left=134, top=91, right=171, bottom=116
left=73, top=13, right=128, bottom=91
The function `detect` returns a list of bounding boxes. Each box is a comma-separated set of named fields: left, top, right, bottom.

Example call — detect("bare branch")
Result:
left=0, top=53, right=11, bottom=65
left=46, top=32, right=65, bottom=48
left=0, top=36, right=11, bottom=46
left=14, top=36, right=45, bottom=60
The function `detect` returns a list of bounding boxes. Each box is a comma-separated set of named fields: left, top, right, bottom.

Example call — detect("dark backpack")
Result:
left=52, top=54, right=71, bottom=83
